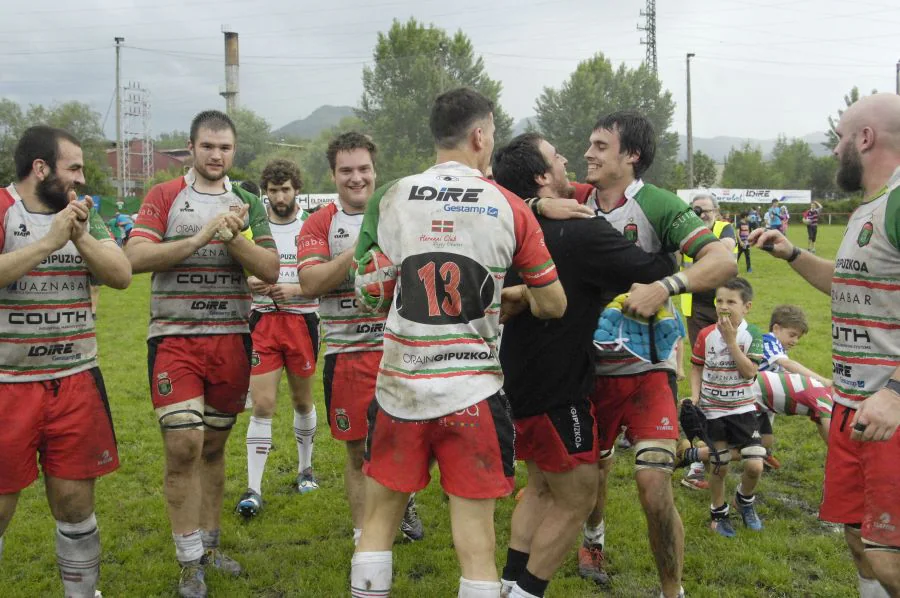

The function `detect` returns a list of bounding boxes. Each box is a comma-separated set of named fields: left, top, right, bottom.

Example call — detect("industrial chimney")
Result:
left=220, top=26, right=239, bottom=114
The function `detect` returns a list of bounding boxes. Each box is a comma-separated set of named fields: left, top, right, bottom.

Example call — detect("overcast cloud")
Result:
left=1, top=0, right=897, bottom=141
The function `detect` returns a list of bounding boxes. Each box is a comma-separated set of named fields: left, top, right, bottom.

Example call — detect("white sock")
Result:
left=353, top=528, right=363, bottom=546
left=172, top=530, right=204, bottom=565
left=500, top=578, right=516, bottom=597
left=351, top=551, right=392, bottom=597
left=859, top=574, right=891, bottom=598
left=583, top=520, right=605, bottom=548
left=56, top=514, right=100, bottom=597
left=660, top=587, right=685, bottom=598
left=295, top=407, right=317, bottom=472
left=689, top=461, right=704, bottom=475
left=246, top=416, right=273, bottom=494
left=459, top=578, right=503, bottom=598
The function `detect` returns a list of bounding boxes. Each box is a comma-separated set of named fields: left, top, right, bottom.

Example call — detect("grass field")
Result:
left=0, top=224, right=856, bottom=597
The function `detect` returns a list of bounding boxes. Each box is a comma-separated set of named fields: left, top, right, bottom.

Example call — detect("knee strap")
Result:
left=634, top=440, right=676, bottom=472
left=741, top=445, right=767, bottom=460
left=156, top=399, right=204, bottom=431
left=203, top=404, right=237, bottom=431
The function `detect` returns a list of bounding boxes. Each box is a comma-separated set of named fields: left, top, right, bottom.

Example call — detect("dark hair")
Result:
left=239, top=180, right=261, bottom=197
left=430, top=87, right=494, bottom=150
left=260, top=159, right=302, bottom=192
left=326, top=132, right=377, bottom=172
left=769, top=304, right=808, bottom=334
left=593, top=110, right=656, bottom=178
left=492, top=133, right=549, bottom=199
left=720, top=277, right=754, bottom=303
left=190, top=110, right=236, bottom=144
left=14, top=126, right=81, bottom=180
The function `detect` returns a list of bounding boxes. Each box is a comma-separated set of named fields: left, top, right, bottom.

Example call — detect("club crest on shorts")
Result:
left=251, top=351, right=261, bottom=367
left=157, top=373, right=173, bottom=396
left=335, top=408, right=350, bottom=432
left=857, top=220, right=874, bottom=247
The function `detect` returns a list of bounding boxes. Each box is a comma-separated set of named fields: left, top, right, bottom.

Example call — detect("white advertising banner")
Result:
left=676, top=188, right=811, bottom=205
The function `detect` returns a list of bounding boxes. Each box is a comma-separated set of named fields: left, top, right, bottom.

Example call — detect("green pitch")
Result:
left=0, top=225, right=855, bottom=597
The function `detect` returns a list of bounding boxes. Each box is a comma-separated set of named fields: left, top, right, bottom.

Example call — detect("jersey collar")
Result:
left=427, top=161, right=484, bottom=178
left=184, top=168, right=233, bottom=192
left=5, top=184, right=23, bottom=202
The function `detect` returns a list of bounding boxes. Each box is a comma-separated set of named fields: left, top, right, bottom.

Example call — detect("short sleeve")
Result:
left=297, top=207, right=334, bottom=271
left=886, top=187, right=900, bottom=251
left=506, top=192, right=557, bottom=288
left=747, top=324, right=764, bottom=363
left=691, top=327, right=710, bottom=365
left=246, top=195, right=275, bottom=250
left=132, top=183, right=172, bottom=243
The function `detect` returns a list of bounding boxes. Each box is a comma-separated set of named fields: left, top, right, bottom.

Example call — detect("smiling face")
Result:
left=332, top=148, right=376, bottom=213
left=715, top=286, right=751, bottom=327
left=584, top=127, right=636, bottom=189
left=189, top=127, right=235, bottom=184
left=36, top=139, right=84, bottom=212
left=536, top=138, right=574, bottom=198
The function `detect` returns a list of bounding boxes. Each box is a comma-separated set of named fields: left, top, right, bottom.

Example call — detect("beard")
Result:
left=836, top=142, right=863, bottom=193
left=36, top=171, right=71, bottom=213
left=194, top=162, right=227, bottom=183
left=270, top=201, right=295, bottom=219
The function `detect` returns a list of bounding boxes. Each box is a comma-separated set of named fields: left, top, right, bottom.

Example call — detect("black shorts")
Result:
left=707, top=412, right=762, bottom=448
left=807, top=224, right=818, bottom=242
left=757, top=411, right=774, bottom=435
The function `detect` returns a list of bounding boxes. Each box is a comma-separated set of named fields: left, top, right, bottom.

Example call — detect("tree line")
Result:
left=0, top=19, right=864, bottom=200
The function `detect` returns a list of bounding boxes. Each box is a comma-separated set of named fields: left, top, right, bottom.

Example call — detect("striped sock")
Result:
left=351, top=551, right=392, bottom=597
left=295, top=407, right=317, bottom=473
left=246, top=416, right=273, bottom=494
left=56, top=514, right=100, bottom=597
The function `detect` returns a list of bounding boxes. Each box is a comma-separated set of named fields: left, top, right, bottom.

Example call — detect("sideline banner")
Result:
left=677, top=188, right=811, bottom=204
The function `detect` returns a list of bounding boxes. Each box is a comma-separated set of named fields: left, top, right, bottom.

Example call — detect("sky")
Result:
left=2, top=0, right=897, bottom=142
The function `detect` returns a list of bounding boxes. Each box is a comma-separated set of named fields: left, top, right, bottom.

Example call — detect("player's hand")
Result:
left=67, top=191, right=92, bottom=241
left=247, top=276, right=271, bottom=295
left=850, top=387, right=900, bottom=442
left=537, top=197, right=594, bottom=220
left=622, top=282, right=669, bottom=319
left=44, top=206, right=79, bottom=251
left=717, top=314, right=737, bottom=344
left=268, top=284, right=290, bottom=302
left=747, top=228, right=793, bottom=260
left=500, top=285, right=529, bottom=324
left=218, top=204, right=249, bottom=241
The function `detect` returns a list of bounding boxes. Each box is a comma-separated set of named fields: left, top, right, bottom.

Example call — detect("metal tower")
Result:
left=122, top=82, right=153, bottom=197
left=638, top=0, right=657, bottom=75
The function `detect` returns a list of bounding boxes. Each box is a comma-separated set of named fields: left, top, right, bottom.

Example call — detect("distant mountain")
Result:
left=676, top=132, right=830, bottom=162
left=274, top=105, right=355, bottom=139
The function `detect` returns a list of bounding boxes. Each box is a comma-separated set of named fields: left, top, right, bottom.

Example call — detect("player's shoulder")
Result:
left=148, top=175, right=188, bottom=200
left=303, top=202, right=338, bottom=226
left=232, top=183, right=262, bottom=206
left=635, top=182, right=684, bottom=205
left=572, top=182, right=594, bottom=205
left=745, top=322, right=764, bottom=338
left=697, top=323, right=718, bottom=343
left=0, top=187, right=16, bottom=212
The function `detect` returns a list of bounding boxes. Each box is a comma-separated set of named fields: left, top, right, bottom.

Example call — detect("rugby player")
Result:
left=349, top=88, right=566, bottom=598
left=577, top=112, right=736, bottom=597
left=750, top=93, right=900, bottom=598
left=0, top=126, right=131, bottom=597
left=492, top=133, right=677, bottom=597
left=236, top=159, right=320, bottom=518
left=126, top=110, right=280, bottom=598
left=297, top=133, right=423, bottom=545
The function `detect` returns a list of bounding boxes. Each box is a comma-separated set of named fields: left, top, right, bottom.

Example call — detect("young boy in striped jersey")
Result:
left=690, top=277, right=765, bottom=537
left=755, top=305, right=832, bottom=465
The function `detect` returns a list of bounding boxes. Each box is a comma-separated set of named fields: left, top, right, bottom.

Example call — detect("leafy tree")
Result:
left=155, top=130, right=189, bottom=150
left=825, top=86, right=876, bottom=151
left=535, top=53, right=678, bottom=188
left=358, top=18, right=514, bottom=182
left=770, top=136, right=815, bottom=189
left=721, top=142, right=774, bottom=188
left=692, top=150, right=718, bottom=187
left=231, top=108, right=273, bottom=170
left=0, top=100, right=113, bottom=195
left=809, top=155, right=839, bottom=199
left=296, top=117, right=367, bottom=193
